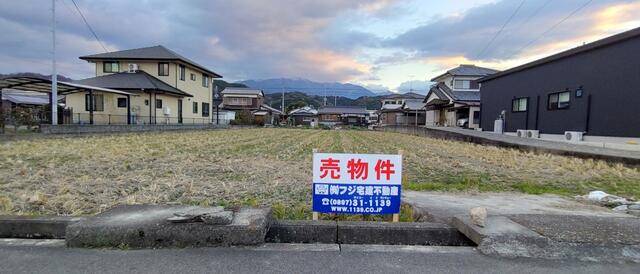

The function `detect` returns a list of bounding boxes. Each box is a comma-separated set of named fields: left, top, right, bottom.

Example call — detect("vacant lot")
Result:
left=1, top=128, right=638, bottom=216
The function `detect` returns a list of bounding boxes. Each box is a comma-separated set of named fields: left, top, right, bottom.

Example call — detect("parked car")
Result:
left=457, top=118, right=469, bottom=128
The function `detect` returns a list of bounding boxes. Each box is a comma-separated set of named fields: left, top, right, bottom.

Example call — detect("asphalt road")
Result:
left=0, top=239, right=637, bottom=274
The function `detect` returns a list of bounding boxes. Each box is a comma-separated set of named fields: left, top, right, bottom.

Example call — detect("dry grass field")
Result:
left=1, top=128, right=639, bottom=217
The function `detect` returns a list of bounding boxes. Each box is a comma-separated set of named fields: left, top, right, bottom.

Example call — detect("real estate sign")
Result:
left=312, top=153, right=402, bottom=215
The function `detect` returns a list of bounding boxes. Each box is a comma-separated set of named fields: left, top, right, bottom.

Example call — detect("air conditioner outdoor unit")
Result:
left=163, top=106, right=171, bottom=116
left=565, top=131, right=584, bottom=143
left=526, top=130, right=540, bottom=139
left=128, top=63, right=139, bottom=73
left=516, top=129, right=527, bottom=138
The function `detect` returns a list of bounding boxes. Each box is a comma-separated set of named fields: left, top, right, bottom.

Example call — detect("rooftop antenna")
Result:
left=50, top=0, right=58, bottom=125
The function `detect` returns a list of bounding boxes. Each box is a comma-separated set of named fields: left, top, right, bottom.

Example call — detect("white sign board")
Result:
left=312, top=152, right=403, bottom=214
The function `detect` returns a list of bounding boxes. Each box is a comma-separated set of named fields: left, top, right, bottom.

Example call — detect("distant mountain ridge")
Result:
left=263, top=91, right=426, bottom=111
left=239, top=78, right=377, bottom=99
left=0, top=72, right=73, bottom=82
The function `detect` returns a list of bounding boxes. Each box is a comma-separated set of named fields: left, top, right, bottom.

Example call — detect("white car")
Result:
left=457, top=118, right=469, bottom=128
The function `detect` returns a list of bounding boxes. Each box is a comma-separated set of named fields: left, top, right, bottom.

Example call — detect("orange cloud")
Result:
left=593, top=2, right=640, bottom=32
left=300, top=49, right=371, bottom=81
left=486, top=2, right=640, bottom=71
left=425, top=55, right=517, bottom=73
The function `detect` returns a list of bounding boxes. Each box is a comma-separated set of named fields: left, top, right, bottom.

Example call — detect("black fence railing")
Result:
left=69, top=113, right=229, bottom=125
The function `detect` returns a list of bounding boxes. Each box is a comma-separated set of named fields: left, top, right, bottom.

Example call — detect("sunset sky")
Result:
left=1, top=0, right=639, bottom=92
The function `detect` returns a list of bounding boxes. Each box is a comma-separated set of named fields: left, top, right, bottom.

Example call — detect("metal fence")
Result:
left=69, top=113, right=230, bottom=125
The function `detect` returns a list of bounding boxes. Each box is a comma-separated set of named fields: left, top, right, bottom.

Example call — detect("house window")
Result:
left=179, top=65, right=186, bottom=81
left=144, top=99, right=149, bottom=106
left=227, top=97, right=252, bottom=105
left=158, top=62, right=169, bottom=76
left=85, top=94, right=104, bottom=111
left=548, top=91, right=570, bottom=110
left=473, top=111, right=480, bottom=125
left=202, top=74, right=209, bottom=87
left=512, top=97, right=528, bottom=112
left=202, top=103, right=210, bottom=117
left=117, top=98, right=127, bottom=108
left=454, top=80, right=470, bottom=89
left=470, top=80, right=480, bottom=89
left=190, top=73, right=196, bottom=81
left=156, top=99, right=163, bottom=109
left=103, top=61, right=119, bottom=73
left=193, top=102, right=198, bottom=113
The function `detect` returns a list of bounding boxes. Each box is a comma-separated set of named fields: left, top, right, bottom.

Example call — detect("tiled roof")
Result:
left=431, top=64, right=498, bottom=81
left=426, top=82, right=479, bottom=103
left=318, top=106, right=368, bottom=115
left=383, top=92, right=424, bottom=100
left=289, top=106, right=318, bottom=115
left=74, top=71, right=192, bottom=97
left=259, top=104, right=283, bottom=115
left=402, top=99, right=426, bottom=111
left=80, top=45, right=222, bottom=78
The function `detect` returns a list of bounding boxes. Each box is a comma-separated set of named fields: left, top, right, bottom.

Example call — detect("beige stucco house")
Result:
left=424, top=65, right=498, bottom=129
left=66, top=45, right=222, bottom=124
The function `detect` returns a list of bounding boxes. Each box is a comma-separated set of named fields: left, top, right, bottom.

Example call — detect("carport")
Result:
left=0, top=76, right=137, bottom=125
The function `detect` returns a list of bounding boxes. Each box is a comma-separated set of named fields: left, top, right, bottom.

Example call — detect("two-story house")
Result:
left=424, top=64, right=498, bottom=128
left=378, top=92, right=424, bottom=126
left=219, top=87, right=282, bottom=125
left=67, top=45, right=222, bottom=124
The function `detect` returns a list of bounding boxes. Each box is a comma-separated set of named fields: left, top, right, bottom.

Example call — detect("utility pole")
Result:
left=51, top=0, right=58, bottom=125
left=281, top=79, right=285, bottom=112
left=322, top=84, right=327, bottom=106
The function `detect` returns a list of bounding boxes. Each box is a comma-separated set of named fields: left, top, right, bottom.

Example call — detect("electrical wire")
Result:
left=476, top=0, right=526, bottom=60
left=68, top=0, right=109, bottom=53
left=516, top=0, right=594, bottom=55
left=496, top=0, right=553, bottom=53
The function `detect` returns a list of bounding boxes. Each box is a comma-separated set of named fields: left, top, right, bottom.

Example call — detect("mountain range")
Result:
left=239, top=78, right=384, bottom=99
left=0, top=72, right=73, bottom=82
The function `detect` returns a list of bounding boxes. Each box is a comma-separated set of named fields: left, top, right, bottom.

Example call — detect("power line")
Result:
left=68, top=0, right=109, bottom=53
left=516, top=0, right=594, bottom=55
left=476, top=0, right=526, bottom=60
left=496, top=0, right=553, bottom=52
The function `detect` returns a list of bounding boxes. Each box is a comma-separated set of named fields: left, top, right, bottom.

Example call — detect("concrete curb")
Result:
left=2, top=214, right=473, bottom=247
left=0, top=216, right=85, bottom=239
left=337, top=221, right=473, bottom=246
left=266, top=220, right=473, bottom=246
left=266, top=220, right=337, bottom=244
left=452, top=214, right=640, bottom=263
left=65, top=205, right=271, bottom=248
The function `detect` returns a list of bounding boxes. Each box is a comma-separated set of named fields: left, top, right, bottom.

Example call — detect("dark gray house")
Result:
left=479, top=27, right=640, bottom=138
